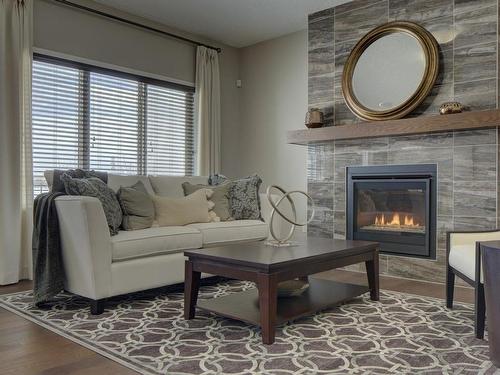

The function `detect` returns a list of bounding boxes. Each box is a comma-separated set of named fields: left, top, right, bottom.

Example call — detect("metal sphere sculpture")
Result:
left=266, top=185, right=315, bottom=246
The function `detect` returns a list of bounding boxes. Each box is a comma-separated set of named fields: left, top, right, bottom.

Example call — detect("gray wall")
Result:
left=34, top=0, right=195, bottom=83
left=307, top=0, right=500, bottom=284
left=34, top=0, right=241, bottom=177
left=33, top=0, right=309, bottom=204
left=238, top=31, right=308, bottom=221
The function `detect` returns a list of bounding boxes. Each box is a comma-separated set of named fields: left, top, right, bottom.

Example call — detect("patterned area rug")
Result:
left=0, top=280, right=497, bottom=374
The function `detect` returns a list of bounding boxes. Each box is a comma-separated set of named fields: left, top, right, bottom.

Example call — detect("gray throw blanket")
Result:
left=32, top=191, right=66, bottom=305
left=32, top=169, right=108, bottom=306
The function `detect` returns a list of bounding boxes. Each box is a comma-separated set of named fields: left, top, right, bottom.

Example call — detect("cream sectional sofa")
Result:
left=45, top=173, right=287, bottom=314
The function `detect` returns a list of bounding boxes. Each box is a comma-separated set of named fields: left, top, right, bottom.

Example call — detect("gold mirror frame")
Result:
left=342, top=21, right=439, bottom=121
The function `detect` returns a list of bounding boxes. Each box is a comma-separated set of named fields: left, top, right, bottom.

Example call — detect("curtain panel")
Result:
left=195, top=46, right=221, bottom=176
left=0, top=0, right=34, bottom=284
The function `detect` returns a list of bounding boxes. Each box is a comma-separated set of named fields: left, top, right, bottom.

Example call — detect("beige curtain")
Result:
left=0, top=0, right=33, bottom=284
left=195, top=46, right=221, bottom=175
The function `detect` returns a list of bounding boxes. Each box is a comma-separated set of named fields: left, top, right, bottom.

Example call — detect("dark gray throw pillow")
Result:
left=52, top=169, right=107, bottom=193
left=182, top=181, right=232, bottom=221
left=209, top=174, right=262, bottom=220
left=117, top=181, right=155, bottom=230
left=61, top=175, right=122, bottom=236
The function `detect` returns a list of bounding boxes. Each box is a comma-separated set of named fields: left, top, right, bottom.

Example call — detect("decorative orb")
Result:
left=266, top=185, right=315, bottom=246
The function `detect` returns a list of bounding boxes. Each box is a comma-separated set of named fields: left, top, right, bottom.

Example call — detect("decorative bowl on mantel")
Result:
left=439, top=102, right=465, bottom=115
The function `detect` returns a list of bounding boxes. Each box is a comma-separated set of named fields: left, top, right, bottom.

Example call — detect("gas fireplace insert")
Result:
left=346, top=164, right=437, bottom=259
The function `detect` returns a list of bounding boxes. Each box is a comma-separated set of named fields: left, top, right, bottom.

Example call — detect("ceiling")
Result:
left=92, top=0, right=351, bottom=48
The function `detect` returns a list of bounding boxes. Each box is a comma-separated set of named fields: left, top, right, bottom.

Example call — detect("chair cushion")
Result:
left=448, top=231, right=500, bottom=283
left=449, top=244, right=477, bottom=281
left=111, top=226, right=202, bottom=262
left=188, top=220, right=268, bottom=246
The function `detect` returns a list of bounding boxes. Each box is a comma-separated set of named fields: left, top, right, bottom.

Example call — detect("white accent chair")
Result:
left=446, top=229, right=500, bottom=339
left=45, top=172, right=289, bottom=314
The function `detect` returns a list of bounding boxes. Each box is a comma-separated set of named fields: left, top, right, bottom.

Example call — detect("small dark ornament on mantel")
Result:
left=439, top=102, right=465, bottom=115
left=305, top=108, right=324, bottom=128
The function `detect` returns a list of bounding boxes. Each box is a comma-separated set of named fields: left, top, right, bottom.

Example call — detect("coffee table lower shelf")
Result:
left=197, top=278, right=369, bottom=326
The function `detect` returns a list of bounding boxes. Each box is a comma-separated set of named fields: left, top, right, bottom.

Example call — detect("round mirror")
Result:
left=342, top=21, right=439, bottom=121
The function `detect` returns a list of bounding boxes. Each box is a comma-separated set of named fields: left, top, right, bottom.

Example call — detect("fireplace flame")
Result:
left=374, top=212, right=420, bottom=228
left=404, top=215, right=415, bottom=226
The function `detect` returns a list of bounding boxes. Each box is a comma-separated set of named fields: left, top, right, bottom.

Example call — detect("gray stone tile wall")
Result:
left=307, top=0, right=500, bottom=284
left=308, top=0, right=499, bottom=123
left=308, top=130, right=499, bottom=283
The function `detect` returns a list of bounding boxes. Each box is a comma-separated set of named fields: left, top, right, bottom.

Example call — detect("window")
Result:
left=32, top=55, right=195, bottom=195
left=89, top=72, right=140, bottom=174
left=146, top=85, right=195, bottom=175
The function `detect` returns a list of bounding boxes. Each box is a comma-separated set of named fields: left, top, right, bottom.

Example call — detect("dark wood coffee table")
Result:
left=184, top=237, right=379, bottom=344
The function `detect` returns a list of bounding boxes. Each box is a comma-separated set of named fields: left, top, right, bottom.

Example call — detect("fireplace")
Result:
left=346, top=165, right=437, bottom=259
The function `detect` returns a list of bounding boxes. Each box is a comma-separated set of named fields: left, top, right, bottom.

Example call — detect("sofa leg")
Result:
left=90, top=299, right=105, bottom=315
left=446, top=266, right=455, bottom=309
left=475, top=283, right=486, bottom=339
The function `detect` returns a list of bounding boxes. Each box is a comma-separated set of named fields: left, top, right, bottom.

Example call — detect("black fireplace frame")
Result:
left=346, top=164, right=437, bottom=259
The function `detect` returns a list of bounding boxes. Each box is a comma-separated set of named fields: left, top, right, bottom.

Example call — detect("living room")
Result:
left=1, top=0, right=499, bottom=373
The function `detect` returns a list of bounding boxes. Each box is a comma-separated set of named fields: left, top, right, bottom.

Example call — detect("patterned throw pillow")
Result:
left=209, top=174, right=262, bottom=220
left=61, top=175, right=123, bottom=236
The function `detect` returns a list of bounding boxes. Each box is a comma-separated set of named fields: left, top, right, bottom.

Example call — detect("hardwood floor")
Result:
left=0, top=281, right=136, bottom=375
left=0, top=270, right=473, bottom=375
left=317, top=269, right=474, bottom=303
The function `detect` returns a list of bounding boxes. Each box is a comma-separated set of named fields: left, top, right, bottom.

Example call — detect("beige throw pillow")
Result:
left=153, top=189, right=211, bottom=226
left=182, top=181, right=232, bottom=221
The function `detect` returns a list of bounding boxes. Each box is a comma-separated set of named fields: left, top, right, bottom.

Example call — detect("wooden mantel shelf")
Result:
left=287, top=109, right=500, bottom=145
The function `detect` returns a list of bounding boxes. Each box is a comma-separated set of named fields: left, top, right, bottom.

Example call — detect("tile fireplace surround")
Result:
left=306, top=0, right=500, bottom=283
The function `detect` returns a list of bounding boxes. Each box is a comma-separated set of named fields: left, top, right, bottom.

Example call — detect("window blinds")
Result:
left=32, top=61, right=82, bottom=195
left=146, top=85, right=195, bottom=176
left=32, top=55, right=195, bottom=194
left=89, top=72, right=140, bottom=174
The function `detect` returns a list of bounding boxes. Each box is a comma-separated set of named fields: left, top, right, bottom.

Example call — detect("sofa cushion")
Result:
left=117, top=181, right=155, bottom=230
left=108, top=174, right=155, bottom=195
left=149, top=176, right=208, bottom=197
left=111, top=226, right=202, bottom=262
left=188, top=220, right=268, bottom=246
left=45, top=169, right=108, bottom=193
left=153, top=190, right=211, bottom=226
left=46, top=171, right=156, bottom=195
left=209, top=174, right=262, bottom=220
left=61, top=175, right=122, bottom=236
left=182, top=181, right=232, bottom=221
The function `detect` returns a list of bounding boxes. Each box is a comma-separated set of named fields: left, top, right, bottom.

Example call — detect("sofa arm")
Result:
left=260, top=193, right=293, bottom=240
left=55, top=196, right=112, bottom=300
